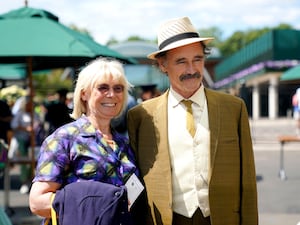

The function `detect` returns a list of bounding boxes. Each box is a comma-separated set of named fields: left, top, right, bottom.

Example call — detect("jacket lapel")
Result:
left=153, top=91, right=169, bottom=156
left=153, top=91, right=173, bottom=203
left=205, top=88, right=220, bottom=181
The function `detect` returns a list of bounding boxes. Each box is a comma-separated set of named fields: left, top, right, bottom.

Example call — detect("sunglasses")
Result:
left=96, top=84, right=124, bottom=94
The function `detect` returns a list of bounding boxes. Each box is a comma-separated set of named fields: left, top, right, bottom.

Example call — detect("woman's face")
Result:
left=82, top=76, right=125, bottom=120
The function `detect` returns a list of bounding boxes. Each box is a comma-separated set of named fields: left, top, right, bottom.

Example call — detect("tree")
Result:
left=33, top=69, right=73, bottom=98
left=126, top=35, right=147, bottom=42
left=106, top=36, right=119, bottom=46
left=69, top=23, right=92, bottom=38
left=217, top=23, right=294, bottom=57
left=217, top=31, right=246, bottom=57
left=199, top=26, right=223, bottom=46
left=106, top=35, right=153, bottom=45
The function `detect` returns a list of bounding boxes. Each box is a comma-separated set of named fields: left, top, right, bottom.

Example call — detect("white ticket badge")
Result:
left=125, top=173, right=144, bottom=209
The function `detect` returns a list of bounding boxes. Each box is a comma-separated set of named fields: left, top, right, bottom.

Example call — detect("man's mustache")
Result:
left=179, top=72, right=201, bottom=81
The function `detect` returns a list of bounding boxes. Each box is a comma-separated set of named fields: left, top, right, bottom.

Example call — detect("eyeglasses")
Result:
left=96, top=84, right=124, bottom=94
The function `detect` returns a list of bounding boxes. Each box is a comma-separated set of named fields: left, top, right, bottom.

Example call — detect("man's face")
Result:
left=158, top=42, right=205, bottom=98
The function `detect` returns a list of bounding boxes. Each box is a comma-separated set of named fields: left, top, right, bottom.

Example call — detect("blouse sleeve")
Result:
left=33, top=131, right=71, bottom=184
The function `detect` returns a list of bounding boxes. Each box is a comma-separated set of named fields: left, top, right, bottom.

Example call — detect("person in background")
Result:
left=29, top=58, right=140, bottom=224
left=111, top=92, right=137, bottom=137
left=11, top=96, right=42, bottom=194
left=45, top=88, right=73, bottom=135
left=137, top=84, right=161, bottom=103
left=128, top=17, right=258, bottom=225
left=292, top=87, right=300, bottom=135
left=0, top=99, right=13, bottom=144
left=0, top=99, right=12, bottom=174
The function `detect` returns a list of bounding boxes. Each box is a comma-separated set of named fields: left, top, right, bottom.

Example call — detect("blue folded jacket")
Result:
left=52, top=181, right=133, bottom=225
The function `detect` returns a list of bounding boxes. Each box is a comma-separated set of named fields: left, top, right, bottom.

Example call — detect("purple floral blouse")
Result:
left=33, top=115, right=138, bottom=187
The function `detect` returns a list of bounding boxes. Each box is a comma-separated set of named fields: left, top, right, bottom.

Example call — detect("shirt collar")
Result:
left=77, top=115, right=126, bottom=142
left=169, top=85, right=205, bottom=109
left=77, top=115, right=97, bottom=136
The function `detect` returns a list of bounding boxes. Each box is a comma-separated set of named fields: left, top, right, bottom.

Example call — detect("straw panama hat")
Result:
left=147, top=16, right=214, bottom=60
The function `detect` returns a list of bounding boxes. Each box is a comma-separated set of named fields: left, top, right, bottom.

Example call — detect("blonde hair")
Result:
left=71, top=57, right=132, bottom=119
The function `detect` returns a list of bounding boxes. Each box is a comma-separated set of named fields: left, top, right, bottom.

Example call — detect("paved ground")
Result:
left=0, top=118, right=300, bottom=225
left=251, top=118, right=300, bottom=225
left=0, top=170, right=42, bottom=225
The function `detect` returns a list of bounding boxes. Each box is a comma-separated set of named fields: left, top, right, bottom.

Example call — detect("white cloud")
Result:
left=1, top=0, right=300, bottom=44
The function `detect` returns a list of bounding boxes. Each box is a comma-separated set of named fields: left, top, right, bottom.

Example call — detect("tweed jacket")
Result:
left=128, top=88, right=258, bottom=225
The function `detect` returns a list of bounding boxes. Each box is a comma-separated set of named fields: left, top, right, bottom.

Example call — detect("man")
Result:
left=138, top=84, right=161, bottom=102
left=45, top=88, right=73, bottom=134
left=0, top=99, right=12, bottom=173
left=111, top=92, right=137, bottom=137
left=0, top=99, right=12, bottom=143
left=128, top=17, right=258, bottom=225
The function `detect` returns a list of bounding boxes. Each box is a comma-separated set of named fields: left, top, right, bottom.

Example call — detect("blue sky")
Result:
left=2, top=0, right=300, bottom=45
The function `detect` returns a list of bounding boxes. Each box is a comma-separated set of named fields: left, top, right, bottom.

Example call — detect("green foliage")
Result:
left=216, top=24, right=295, bottom=57
left=106, top=37, right=119, bottom=46
left=199, top=26, right=223, bottom=46
left=104, top=23, right=295, bottom=58
left=70, top=20, right=295, bottom=59
left=126, top=36, right=147, bottom=41
left=217, top=31, right=247, bottom=57
left=69, top=23, right=92, bottom=38
left=33, top=69, right=73, bottom=98
left=106, top=35, right=156, bottom=46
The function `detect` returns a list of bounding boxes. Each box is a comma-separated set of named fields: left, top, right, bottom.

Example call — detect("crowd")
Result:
left=0, top=88, right=73, bottom=194
left=0, top=82, right=158, bottom=195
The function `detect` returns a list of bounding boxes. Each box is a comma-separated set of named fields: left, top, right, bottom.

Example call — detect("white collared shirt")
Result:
left=168, top=85, right=211, bottom=217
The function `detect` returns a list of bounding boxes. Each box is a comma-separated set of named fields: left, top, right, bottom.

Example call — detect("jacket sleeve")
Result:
left=239, top=100, right=258, bottom=225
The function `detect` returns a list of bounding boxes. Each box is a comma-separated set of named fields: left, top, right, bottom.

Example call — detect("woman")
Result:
left=29, top=58, right=139, bottom=222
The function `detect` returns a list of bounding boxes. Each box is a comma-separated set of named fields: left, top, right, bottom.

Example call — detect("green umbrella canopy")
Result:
left=1, top=6, right=59, bottom=21
left=0, top=64, right=26, bottom=80
left=0, top=63, right=49, bottom=80
left=0, top=6, right=136, bottom=68
left=0, top=7, right=136, bottom=162
left=280, top=64, right=300, bottom=81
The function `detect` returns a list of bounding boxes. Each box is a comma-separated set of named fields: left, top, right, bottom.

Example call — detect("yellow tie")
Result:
left=182, top=100, right=195, bottom=137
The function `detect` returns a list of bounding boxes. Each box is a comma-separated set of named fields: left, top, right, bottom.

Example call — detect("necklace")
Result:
left=106, top=139, right=116, bottom=150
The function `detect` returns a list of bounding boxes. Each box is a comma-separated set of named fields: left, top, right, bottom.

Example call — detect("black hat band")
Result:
left=158, top=32, right=199, bottom=50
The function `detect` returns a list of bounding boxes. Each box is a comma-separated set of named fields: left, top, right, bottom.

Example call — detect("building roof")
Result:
left=109, top=41, right=158, bottom=58
left=214, top=29, right=300, bottom=88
